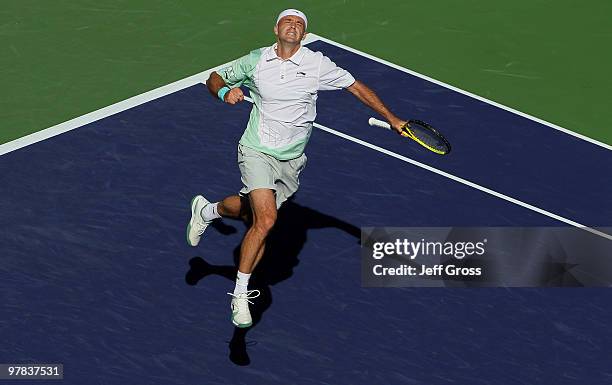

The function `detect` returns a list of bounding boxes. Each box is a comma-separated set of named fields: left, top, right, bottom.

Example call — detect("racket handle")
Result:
left=368, top=117, right=391, bottom=130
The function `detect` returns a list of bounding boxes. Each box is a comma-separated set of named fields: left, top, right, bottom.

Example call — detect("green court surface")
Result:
left=2, top=0, right=611, bottom=145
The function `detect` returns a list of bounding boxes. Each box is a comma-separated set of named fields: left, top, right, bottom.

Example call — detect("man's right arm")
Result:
left=205, top=72, right=245, bottom=105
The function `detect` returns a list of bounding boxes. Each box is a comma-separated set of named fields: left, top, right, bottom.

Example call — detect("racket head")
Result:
left=401, top=120, right=451, bottom=155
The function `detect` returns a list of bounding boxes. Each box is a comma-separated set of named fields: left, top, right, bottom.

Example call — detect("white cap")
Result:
left=276, top=9, right=308, bottom=29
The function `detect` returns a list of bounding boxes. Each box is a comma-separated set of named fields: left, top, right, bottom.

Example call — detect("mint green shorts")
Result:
left=237, top=144, right=307, bottom=209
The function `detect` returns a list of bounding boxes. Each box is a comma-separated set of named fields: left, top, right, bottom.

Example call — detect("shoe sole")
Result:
left=232, top=317, right=252, bottom=328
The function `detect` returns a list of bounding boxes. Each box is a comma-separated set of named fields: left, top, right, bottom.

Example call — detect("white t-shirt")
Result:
left=219, top=43, right=355, bottom=160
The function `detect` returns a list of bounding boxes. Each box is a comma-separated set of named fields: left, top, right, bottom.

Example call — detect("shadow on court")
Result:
left=184, top=199, right=360, bottom=365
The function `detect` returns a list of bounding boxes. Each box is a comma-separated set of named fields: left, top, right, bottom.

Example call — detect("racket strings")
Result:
left=405, top=121, right=451, bottom=154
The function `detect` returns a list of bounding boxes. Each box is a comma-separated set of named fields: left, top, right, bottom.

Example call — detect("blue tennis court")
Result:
left=1, top=37, right=611, bottom=384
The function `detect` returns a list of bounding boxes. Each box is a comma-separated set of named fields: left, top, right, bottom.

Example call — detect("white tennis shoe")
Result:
left=228, top=290, right=260, bottom=328
left=186, top=195, right=212, bottom=247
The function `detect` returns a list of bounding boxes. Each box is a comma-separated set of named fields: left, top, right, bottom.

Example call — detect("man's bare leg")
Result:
left=238, top=189, right=277, bottom=273
left=213, top=192, right=272, bottom=272
left=218, top=195, right=252, bottom=223
left=217, top=194, right=266, bottom=269
left=229, top=188, right=277, bottom=328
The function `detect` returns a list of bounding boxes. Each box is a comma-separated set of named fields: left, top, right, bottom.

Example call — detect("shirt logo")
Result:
left=221, top=66, right=236, bottom=81
left=296, top=71, right=306, bottom=78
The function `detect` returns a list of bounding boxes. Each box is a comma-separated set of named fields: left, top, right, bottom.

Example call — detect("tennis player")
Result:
left=188, top=9, right=406, bottom=328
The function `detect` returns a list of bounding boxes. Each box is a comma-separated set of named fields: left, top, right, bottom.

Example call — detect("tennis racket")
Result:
left=368, top=117, right=451, bottom=155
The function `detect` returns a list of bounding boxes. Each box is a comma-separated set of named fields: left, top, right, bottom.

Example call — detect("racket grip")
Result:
left=368, top=117, right=391, bottom=130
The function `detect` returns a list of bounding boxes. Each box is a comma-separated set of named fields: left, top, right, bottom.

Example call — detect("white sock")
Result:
left=201, top=202, right=221, bottom=221
left=233, top=271, right=251, bottom=295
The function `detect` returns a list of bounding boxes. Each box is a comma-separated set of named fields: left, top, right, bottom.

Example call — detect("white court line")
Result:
left=0, top=63, right=229, bottom=156
left=308, top=33, right=612, bottom=151
left=1, top=34, right=608, bottom=240
left=313, top=122, right=612, bottom=241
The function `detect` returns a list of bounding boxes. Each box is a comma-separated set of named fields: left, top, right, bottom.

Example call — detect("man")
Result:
left=187, top=9, right=406, bottom=328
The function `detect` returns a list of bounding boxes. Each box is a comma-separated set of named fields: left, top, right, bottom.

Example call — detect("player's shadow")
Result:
left=185, top=199, right=360, bottom=366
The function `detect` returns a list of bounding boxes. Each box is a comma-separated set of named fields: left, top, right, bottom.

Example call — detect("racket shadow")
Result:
left=184, top=198, right=361, bottom=366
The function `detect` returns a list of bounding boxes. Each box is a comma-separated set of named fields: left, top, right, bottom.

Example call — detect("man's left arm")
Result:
left=346, top=80, right=406, bottom=134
